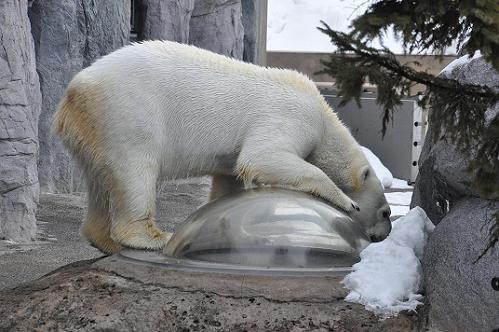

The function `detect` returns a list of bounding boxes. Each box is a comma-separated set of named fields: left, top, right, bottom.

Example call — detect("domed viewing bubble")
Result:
left=120, top=188, right=370, bottom=275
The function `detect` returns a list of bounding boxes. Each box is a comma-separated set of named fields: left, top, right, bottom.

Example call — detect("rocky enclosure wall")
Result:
left=30, top=0, right=131, bottom=193
left=0, top=0, right=261, bottom=241
left=0, top=0, right=42, bottom=242
left=189, top=0, right=244, bottom=59
left=135, top=0, right=195, bottom=42
left=32, top=0, right=253, bottom=193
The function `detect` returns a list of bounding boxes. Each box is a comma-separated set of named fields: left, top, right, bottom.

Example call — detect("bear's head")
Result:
left=308, top=120, right=392, bottom=242
left=346, top=162, right=392, bottom=242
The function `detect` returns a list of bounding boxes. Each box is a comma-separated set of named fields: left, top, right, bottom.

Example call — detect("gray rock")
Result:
left=411, top=56, right=499, bottom=224
left=412, top=56, right=499, bottom=332
left=440, top=54, right=499, bottom=86
left=29, top=0, right=130, bottom=193
left=241, top=0, right=257, bottom=62
left=0, top=255, right=423, bottom=331
left=410, top=126, right=480, bottom=223
left=135, top=0, right=195, bottom=42
left=0, top=0, right=42, bottom=242
left=423, top=198, right=499, bottom=332
left=241, top=0, right=265, bottom=64
left=189, top=0, right=244, bottom=59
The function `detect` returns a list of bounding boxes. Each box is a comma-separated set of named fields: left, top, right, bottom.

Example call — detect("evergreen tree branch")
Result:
left=317, top=21, right=499, bottom=255
left=349, top=0, right=499, bottom=70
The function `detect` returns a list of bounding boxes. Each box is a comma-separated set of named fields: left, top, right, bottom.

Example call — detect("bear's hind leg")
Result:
left=81, top=211, right=122, bottom=254
left=109, top=160, right=171, bottom=250
left=81, top=182, right=122, bottom=254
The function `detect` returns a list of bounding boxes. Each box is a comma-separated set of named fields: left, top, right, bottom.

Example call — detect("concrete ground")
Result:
left=0, top=178, right=211, bottom=290
left=0, top=177, right=412, bottom=290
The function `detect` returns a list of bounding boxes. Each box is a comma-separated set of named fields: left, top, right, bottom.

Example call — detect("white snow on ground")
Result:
left=267, top=0, right=457, bottom=54
left=390, top=205, right=411, bottom=217
left=359, top=146, right=413, bottom=216
left=342, top=207, right=435, bottom=316
left=385, top=192, right=413, bottom=206
left=390, top=178, right=413, bottom=190
left=385, top=186, right=414, bottom=218
left=361, top=146, right=393, bottom=188
left=361, top=146, right=414, bottom=191
left=386, top=191, right=413, bottom=218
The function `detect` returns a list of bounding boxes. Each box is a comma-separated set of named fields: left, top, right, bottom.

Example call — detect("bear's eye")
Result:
left=364, top=169, right=369, bottom=181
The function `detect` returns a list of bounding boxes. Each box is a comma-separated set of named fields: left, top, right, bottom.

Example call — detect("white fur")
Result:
left=55, top=41, right=391, bottom=253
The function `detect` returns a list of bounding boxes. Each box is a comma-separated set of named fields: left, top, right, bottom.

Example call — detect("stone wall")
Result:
left=31, top=0, right=257, bottom=194
left=29, top=0, right=131, bottom=193
left=0, top=0, right=42, bottom=242
left=411, top=56, right=499, bottom=332
left=0, top=0, right=262, bottom=241
left=134, top=0, right=195, bottom=42
left=189, top=0, right=244, bottom=59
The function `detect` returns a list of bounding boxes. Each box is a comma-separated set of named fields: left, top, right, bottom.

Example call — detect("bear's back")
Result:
left=77, top=41, right=321, bottom=99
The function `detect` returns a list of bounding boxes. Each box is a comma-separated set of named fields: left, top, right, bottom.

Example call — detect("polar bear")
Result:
left=53, top=41, right=392, bottom=254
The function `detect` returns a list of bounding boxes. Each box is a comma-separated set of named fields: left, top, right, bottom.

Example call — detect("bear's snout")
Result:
left=368, top=220, right=392, bottom=242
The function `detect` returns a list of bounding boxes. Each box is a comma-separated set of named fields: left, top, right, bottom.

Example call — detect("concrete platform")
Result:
left=0, top=178, right=211, bottom=290
left=0, top=178, right=427, bottom=331
left=0, top=178, right=413, bottom=290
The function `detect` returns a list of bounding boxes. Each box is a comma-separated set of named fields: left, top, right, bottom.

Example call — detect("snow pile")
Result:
left=361, top=146, right=393, bottom=188
left=440, top=51, right=482, bottom=76
left=342, top=207, right=435, bottom=316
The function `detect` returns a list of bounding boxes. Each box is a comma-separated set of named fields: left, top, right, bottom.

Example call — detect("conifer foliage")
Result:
left=318, top=0, right=499, bottom=252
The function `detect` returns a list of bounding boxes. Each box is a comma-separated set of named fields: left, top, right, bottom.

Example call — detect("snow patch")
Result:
left=361, top=146, right=393, bottom=188
left=342, top=207, right=434, bottom=316
left=385, top=192, right=413, bottom=206
left=390, top=205, right=411, bottom=217
left=440, top=50, right=482, bottom=76
left=390, top=178, right=413, bottom=189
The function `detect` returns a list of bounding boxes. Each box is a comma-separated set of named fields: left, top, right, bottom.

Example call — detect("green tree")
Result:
left=318, top=0, right=499, bottom=254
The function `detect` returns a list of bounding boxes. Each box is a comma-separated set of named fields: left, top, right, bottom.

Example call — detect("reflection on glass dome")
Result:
left=163, top=188, right=370, bottom=271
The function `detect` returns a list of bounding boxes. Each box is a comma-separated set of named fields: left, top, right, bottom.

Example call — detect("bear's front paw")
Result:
left=335, top=196, right=360, bottom=213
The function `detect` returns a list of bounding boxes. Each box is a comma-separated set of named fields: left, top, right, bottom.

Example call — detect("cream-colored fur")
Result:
left=53, top=41, right=391, bottom=253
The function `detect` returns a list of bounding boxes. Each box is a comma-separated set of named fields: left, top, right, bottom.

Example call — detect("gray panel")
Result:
left=323, top=93, right=417, bottom=181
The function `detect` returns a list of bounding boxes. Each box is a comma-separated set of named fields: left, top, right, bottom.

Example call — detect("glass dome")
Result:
left=160, top=188, right=370, bottom=274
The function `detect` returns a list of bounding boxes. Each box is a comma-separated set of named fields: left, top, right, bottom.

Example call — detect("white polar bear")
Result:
left=53, top=41, right=392, bottom=254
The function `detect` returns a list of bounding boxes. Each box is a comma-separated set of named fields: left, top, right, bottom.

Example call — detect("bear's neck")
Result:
left=307, top=116, right=363, bottom=191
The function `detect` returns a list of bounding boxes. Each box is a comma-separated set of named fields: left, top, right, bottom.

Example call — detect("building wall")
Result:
left=267, top=52, right=457, bottom=94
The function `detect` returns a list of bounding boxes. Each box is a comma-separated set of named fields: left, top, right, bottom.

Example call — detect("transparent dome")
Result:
left=161, top=188, right=370, bottom=273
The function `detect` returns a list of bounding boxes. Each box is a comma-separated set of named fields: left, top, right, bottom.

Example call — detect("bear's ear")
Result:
left=357, top=165, right=370, bottom=187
